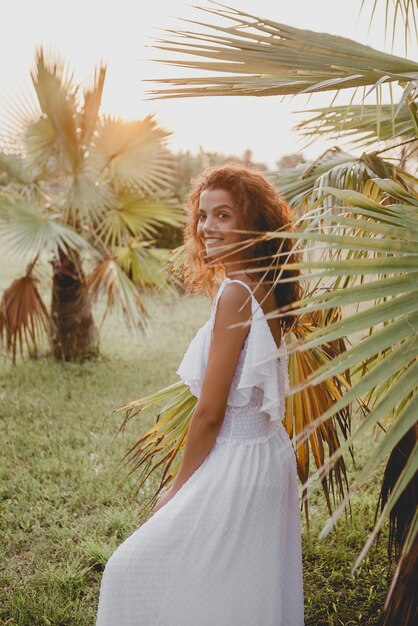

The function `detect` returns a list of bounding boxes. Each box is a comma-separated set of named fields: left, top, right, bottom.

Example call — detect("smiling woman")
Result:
left=182, top=165, right=302, bottom=329
left=198, top=188, right=244, bottom=258
left=96, top=164, right=305, bottom=626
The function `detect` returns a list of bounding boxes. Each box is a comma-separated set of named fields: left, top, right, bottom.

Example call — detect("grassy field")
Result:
left=0, top=260, right=392, bottom=625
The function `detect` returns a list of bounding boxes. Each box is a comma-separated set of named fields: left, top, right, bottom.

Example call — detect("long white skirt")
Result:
left=96, top=423, right=304, bottom=625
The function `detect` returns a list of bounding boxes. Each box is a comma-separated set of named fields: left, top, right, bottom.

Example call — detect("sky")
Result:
left=0, top=0, right=411, bottom=167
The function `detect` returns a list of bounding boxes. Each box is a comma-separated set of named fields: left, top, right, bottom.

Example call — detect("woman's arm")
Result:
left=152, top=283, right=252, bottom=510
left=172, top=283, right=252, bottom=490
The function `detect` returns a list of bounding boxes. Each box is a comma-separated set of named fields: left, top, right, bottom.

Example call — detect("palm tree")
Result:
left=122, top=2, right=417, bottom=621
left=0, top=48, right=184, bottom=362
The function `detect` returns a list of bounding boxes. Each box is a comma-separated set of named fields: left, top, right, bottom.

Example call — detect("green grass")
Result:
left=0, top=260, right=392, bottom=625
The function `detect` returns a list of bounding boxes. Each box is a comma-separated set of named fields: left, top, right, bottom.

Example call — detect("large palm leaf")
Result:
left=260, top=177, right=418, bottom=566
left=147, top=3, right=418, bottom=100
left=79, top=64, right=106, bottom=146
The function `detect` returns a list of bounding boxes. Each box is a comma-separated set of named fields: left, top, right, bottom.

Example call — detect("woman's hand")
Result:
left=150, top=485, right=179, bottom=515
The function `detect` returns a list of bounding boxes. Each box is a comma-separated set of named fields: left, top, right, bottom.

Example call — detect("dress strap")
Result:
left=212, top=276, right=257, bottom=318
left=225, top=278, right=253, bottom=295
left=212, top=277, right=285, bottom=357
left=210, top=277, right=254, bottom=336
left=224, top=278, right=256, bottom=311
left=222, top=278, right=283, bottom=348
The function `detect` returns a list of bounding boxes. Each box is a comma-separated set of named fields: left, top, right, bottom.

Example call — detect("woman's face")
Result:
left=197, top=188, right=244, bottom=263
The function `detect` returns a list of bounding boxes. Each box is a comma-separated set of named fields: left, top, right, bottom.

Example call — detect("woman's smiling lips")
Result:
left=205, top=237, right=223, bottom=243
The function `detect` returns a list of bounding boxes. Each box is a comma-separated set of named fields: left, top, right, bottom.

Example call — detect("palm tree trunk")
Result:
left=51, top=249, right=99, bottom=361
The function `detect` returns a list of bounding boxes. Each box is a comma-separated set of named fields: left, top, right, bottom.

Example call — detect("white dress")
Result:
left=96, top=277, right=304, bottom=625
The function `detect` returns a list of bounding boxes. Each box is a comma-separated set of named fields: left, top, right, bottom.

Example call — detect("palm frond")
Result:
left=0, top=259, right=50, bottom=363
left=64, top=164, right=115, bottom=230
left=28, top=48, right=79, bottom=173
left=0, top=193, right=91, bottom=260
left=146, top=3, right=418, bottom=100
left=95, top=193, right=185, bottom=248
left=115, top=381, right=197, bottom=507
left=260, top=177, right=418, bottom=562
left=295, top=103, right=416, bottom=149
left=87, top=258, right=148, bottom=332
left=25, top=117, right=59, bottom=173
left=79, top=63, right=106, bottom=145
left=90, top=116, right=174, bottom=194
left=285, top=311, right=352, bottom=527
left=158, top=242, right=190, bottom=293
left=359, top=0, right=418, bottom=56
left=115, top=240, right=172, bottom=289
left=0, top=152, right=34, bottom=185
left=267, top=147, right=398, bottom=211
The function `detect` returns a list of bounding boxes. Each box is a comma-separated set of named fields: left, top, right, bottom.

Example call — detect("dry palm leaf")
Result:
left=87, top=257, right=148, bottom=332
left=0, top=258, right=50, bottom=363
left=286, top=308, right=354, bottom=528
left=115, top=381, right=196, bottom=510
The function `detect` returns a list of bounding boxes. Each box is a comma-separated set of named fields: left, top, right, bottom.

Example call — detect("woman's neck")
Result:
left=224, top=260, right=254, bottom=280
left=224, top=267, right=262, bottom=286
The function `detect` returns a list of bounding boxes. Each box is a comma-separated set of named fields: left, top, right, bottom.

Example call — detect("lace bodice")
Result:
left=176, top=278, right=290, bottom=442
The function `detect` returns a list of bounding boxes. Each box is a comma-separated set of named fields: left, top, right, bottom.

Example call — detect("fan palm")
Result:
left=120, top=2, right=417, bottom=621
left=0, top=48, right=184, bottom=362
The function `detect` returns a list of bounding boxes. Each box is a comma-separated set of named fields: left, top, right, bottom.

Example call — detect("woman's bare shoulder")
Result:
left=215, top=281, right=252, bottom=322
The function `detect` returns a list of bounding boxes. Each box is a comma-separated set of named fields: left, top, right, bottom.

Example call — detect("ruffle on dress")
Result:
left=176, top=277, right=290, bottom=423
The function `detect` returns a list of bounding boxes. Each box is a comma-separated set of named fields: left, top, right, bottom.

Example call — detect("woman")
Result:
left=96, top=164, right=304, bottom=625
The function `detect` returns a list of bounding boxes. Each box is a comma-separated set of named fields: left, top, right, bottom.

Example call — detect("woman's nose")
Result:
left=202, top=216, right=214, bottom=231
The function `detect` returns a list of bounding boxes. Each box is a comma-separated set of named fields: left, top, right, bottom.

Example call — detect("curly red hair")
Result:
left=182, top=164, right=303, bottom=331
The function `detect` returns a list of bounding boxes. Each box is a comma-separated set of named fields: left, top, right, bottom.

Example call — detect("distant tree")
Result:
left=181, top=148, right=267, bottom=197
left=276, top=153, right=306, bottom=169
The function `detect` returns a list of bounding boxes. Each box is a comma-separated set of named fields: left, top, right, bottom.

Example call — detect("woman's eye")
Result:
left=198, top=212, right=229, bottom=220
